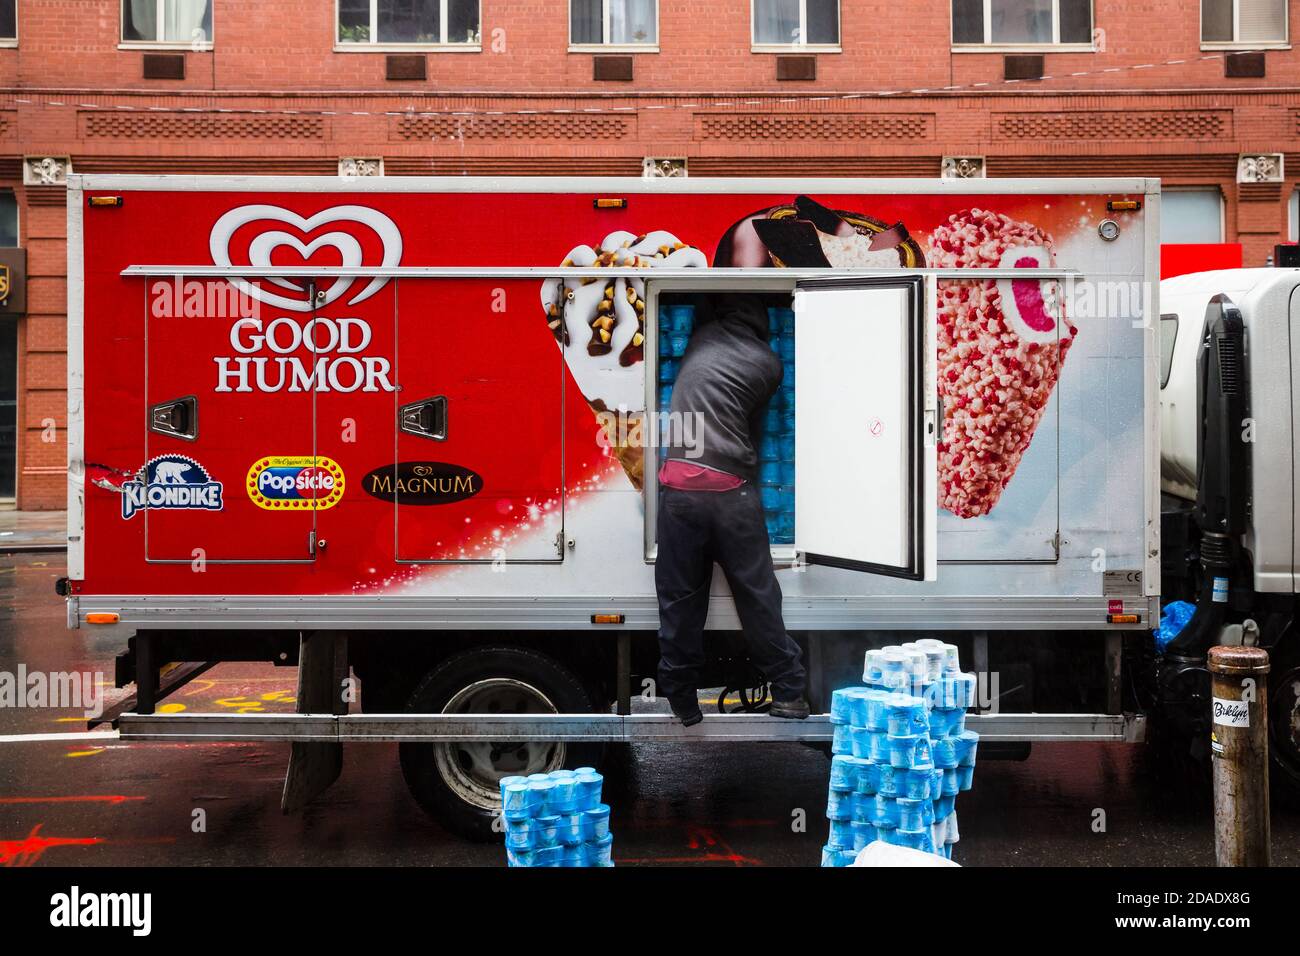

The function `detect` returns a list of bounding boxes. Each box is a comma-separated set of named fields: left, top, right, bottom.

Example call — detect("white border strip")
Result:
left=72, top=174, right=1157, bottom=196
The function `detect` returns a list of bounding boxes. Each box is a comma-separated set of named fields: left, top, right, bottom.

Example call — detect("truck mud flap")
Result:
left=281, top=632, right=348, bottom=814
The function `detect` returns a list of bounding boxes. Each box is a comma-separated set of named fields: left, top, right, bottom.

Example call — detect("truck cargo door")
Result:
left=793, top=275, right=937, bottom=581
left=142, top=275, right=319, bottom=563
left=391, top=279, right=564, bottom=563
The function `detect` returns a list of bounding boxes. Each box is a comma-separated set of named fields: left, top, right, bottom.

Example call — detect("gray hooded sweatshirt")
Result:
left=664, top=294, right=783, bottom=483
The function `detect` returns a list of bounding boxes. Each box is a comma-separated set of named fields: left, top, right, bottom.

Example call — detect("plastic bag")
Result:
left=1154, top=600, right=1196, bottom=653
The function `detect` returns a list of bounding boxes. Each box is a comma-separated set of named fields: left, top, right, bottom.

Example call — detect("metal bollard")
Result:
left=1207, top=645, right=1270, bottom=867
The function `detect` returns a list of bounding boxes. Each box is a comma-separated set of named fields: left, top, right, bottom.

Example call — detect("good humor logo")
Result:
left=121, top=455, right=224, bottom=520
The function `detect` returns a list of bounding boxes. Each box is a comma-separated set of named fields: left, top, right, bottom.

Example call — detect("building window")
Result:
left=1161, top=188, right=1225, bottom=244
left=752, top=0, right=839, bottom=47
left=570, top=0, right=658, bottom=47
left=0, top=1, right=16, bottom=42
left=951, top=0, right=1092, bottom=46
left=338, top=0, right=481, bottom=46
left=1202, top=0, right=1287, bottom=45
left=122, top=0, right=212, bottom=46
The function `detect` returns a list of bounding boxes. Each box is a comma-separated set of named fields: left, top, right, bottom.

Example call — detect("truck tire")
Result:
left=398, top=646, right=603, bottom=841
left=1268, top=642, right=1300, bottom=808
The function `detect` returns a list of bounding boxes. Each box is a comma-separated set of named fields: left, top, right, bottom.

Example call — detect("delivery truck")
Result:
left=63, top=174, right=1176, bottom=839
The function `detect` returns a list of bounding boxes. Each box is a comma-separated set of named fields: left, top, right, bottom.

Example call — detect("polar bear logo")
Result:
left=153, top=460, right=191, bottom=484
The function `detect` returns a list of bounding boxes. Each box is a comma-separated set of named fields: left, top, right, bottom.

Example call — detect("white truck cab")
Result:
left=1159, top=267, right=1300, bottom=796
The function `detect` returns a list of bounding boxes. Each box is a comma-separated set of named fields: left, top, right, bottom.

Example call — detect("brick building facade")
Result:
left=2, top=0, right=1297, bottom=507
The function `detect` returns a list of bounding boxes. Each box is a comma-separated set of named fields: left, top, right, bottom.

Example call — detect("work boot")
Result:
left=770, top=696, right=810, bottom=720
left=669, top=695, right=704, bottom=727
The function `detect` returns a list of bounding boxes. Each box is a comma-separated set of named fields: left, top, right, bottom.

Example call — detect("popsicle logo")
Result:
left=209, top=205, right=403, bottom=313
left=246, top=456, right=345, bottom=511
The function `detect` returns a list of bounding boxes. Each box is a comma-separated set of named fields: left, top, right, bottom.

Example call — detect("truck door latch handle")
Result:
left=399, top=396, right=448, bottom=441
left=149, top=395, right=198, bottom=441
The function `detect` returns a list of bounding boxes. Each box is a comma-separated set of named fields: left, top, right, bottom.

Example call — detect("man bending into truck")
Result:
left=656, top=293, right=808, bottom=727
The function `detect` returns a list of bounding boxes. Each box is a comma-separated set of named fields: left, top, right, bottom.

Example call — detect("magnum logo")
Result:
left=362, top=462, right=482, bottom=505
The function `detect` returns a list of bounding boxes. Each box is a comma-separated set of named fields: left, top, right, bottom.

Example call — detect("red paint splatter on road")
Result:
left=0, top=795, right=145, bottom=806
left=0, top=825, right=103, bottom=866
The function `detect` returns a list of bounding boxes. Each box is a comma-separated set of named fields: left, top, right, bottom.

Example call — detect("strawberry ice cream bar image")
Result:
left=927, top=209, right=1078, bottom=519
left=540, top=230, right=705, bottom=415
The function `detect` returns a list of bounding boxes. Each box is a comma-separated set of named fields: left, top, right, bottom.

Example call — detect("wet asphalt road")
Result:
left=2, top=552, right=1298, bottom=867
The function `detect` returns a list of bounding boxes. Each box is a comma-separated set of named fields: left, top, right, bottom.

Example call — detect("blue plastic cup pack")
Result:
left=942, top=768, right=960, bottom=797
left=548, top=777, right=578, bottom=815
left=828, top=818, right=855, bottom=850
left=896, top=797, right=925, bottom=831
left=899, top=768, right=932, bottom=801
left=956, top=730, right=980, bottom=767
left=863, top=648, right=885, bottom=684
left=670, top=333, right=690, bottom=357
left=659, top=359, right=677, bottom=383
left=574, top=771, right=603, bottom=811
left=931, top=736, right=958, bottom=769
left=533, top=814, right=561, bottom=848
left=759, top=463, right=782, bottom=487
left=875, top=762, right=899, bottom=797
left=560, top=813, right=584, bottom=846
left=667, top=304, right=694, bottom=333
left=563, top=843, right=586, bottom=867
left=957, top=765, right=975, bottom=791
left=582, top=804, right=611, bottom=842
left=853, top=758, right=879, bottom=795
left=587, top=833, right=614, bottom=867
left=933, top=794, right=956, bottom=821
left=862, top=689, right=891, bottom=732
left=826, top=787, right=854, bottom=820
left=849, top=726, right=873, bottom=760
left=872, top=793, right=900, bottom=828
left=831, top=723, right=853, bottom=755
left=829, top=753, right=856, bottom=788
left=829, top=688, right=854, bottom=724
left=851, top=820, right=875, bottom=851
left=868, top=730, right=892, bottom=763
left=884, top=694, right=928, bottom=737
left=505, top=819, right=535, bottom=849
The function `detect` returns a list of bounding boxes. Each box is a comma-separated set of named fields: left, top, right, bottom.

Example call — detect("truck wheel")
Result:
left=1268, top=643, right=1300, bottom=807
left=398, top=646, right=602, bottom=841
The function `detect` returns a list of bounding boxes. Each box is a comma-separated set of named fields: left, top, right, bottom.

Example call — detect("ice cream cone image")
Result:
left=541, top=231, right=706, bottom=489
left=927, top=209, right=1077, bottom=518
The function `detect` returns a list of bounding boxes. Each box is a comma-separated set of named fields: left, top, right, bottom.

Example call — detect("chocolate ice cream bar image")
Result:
left=715, top=194, right=926, bottom=269
left=927, top=209, right=1078, bottom=519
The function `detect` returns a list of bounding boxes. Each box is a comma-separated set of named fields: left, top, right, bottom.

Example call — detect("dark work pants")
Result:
left=654, top=484, right=807, bottom=703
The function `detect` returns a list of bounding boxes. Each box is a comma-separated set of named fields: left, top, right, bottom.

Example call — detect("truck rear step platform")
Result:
left=116, top=711, right=1146, bottom=743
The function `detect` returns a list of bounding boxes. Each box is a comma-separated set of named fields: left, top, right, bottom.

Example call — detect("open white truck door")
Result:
left=793, top=275, right=938, bottom=581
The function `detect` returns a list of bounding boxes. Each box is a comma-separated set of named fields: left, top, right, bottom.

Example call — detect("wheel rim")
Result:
left=433, top=678, right=566, bottom=813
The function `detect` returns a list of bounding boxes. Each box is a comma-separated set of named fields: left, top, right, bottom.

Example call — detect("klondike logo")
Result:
left=121, top=454, right=224, bottom=520
left=247, top=456, right=345, bottom=511
left=361, top=462, right=482, bottom=505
